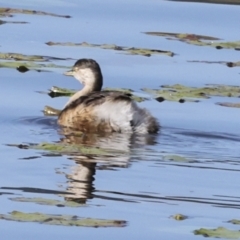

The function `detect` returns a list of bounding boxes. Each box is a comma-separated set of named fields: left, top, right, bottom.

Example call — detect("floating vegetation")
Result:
left=7, top=142, right=125, bottom=156
left=0, top=7, right=70, bottom=18
left=189, top=60, right=240, bottom=68
left=10, top=197, right=85, bottom=207
left=171, top=214, right=188, bottom=220
left=44, top=86, right=148, bottom=102
left=142, top=84, right=240, bottom=103
left=44, top=84, right=240, bottom=109
left=16, top=65, right=30, bottom=73
left=0, top=19, right=28, bottom=25
left=42, top=86, right=148, bottom=116
left=46, top=41, right=174, bottom=57
left=145, top=32, right=220, bottom=41
left=163, top=155, right=191, bottom=163
left=216, top=102, right=240, bottom=108
left=48, top=86, right=76, bottom=97
left=229, top=219, right=240, bottom=225
left=43, top=106, right=61, bottom=116
left=0, top=52, right=72, bottom=62
left=0, top=61, right=68, bottom=72
left=226, top=61, right=240, bottom=67
left=144, top=31, right=240, bottom=50
left=0, top=52, right=73, bottom=72
left=0, top=211, right=126, bottom=227
left=194, top=227, right=240, bottom=239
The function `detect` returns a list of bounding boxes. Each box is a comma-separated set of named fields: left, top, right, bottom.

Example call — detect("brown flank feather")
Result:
left=58, top=91, right=132, bottom=132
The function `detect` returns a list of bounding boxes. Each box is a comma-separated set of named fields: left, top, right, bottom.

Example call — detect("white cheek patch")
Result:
left=76, top=69, right=95, bottom=86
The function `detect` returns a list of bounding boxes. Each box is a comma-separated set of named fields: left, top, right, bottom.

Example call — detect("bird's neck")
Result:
left=64, top=85, right=98, bottom=107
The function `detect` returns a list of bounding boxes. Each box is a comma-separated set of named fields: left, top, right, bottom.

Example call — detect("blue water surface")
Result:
left=0, top=0, right=240, bottom=239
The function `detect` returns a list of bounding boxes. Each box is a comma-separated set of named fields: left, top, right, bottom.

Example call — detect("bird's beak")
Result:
left=64, top=69, right=75, bottom=76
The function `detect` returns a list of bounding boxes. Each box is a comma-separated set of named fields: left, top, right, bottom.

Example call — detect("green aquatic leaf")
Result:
left=10, top=197, right=84, bottom=207
left=171, top=214, right=188, bottom=220
left=48, top=86, right=76, bottom=97
left=45, top=41, right=174, bottom=57
left=103, top=87, right=133, bottom=93
left=144, top=31, right=240, bottom=50
left=0, top=52, right=71, bottom=61
left=142, top=84, right=240, bottom=102
left=188, top=60, right=240, bottom=68
left=0, top=19, right=28, bottom=24
left=7, top=142, right=124, bottom=156
left=145, top=32, right=220, bottom=41
left=0, top=61, right=68, bottom=72
left=0, top=7, right=70, bottom=18
left=45, top=86, right=148, bottom=102
left=213, top=41, right=240, bottom=50
left=0, top=211, right=126, bottom=227
left=34, top=142, right=110, bottom=155
left=142, top=87, right=205, bottom=102
left=43, top=106, right=61, bottom=116
left=194, top=227, right=240, bottom=239
left=216, top=102, right=240, bottom=108
left=229, top=219, right=240, bottom=225
left=226, top=61, right=240, bottom=67
left=16, top=65, right=30, bottom=73
left=163, top=155, right=191, bottom=162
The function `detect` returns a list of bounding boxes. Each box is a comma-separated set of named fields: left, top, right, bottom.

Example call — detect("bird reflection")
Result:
left=64, top=161, right=96, bottom=203
left=58, top=127, right=158, bottom=203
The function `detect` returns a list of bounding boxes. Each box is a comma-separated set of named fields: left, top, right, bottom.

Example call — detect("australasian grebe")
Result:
left=58, top=59, right=160, bottom=133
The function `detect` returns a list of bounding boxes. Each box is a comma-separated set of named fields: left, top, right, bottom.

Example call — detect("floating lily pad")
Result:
left=46, top=41, right=174, bottom=57
left=48, top=86, right=76, bottom=97
left=171, top=214, right=188, bottom=220
left=144, top=31, right=240, bottom=50
left=0, top=7, right=70, bottom=18
left=44, top=86, right=148, bottom=102
left=43, top=106, right=61, bottom=116
left=16, top=65, right=30, bottom=73
left=0, top=52, right=72, bottom=61
left=0, top=211, right=126, bottom=227
left=10, top=197, right=84, bottom=207
left=145, top=32, right=220, bottom=41
left=0, top=61, right=68, bottom=72
left=188, top=60, right=240, bottom=68
left=19, top=156, right=41, bottom=160
left=194, top=227, right=240, bottom=239
left=0, top=19, right=28, bottom=25
left=226, top=61, right=240, bottom=67
left=142, top=84, right=240, bottom=102
left=229, top=219, right=240, bottom=225
left=216, top=102, right=240, bottom=108
left=163, top=155, right=191, bottom=162
left=7, top=142, right=125, bottom=156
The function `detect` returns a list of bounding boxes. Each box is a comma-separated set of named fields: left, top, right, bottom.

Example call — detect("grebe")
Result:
left=58, top=59, right=160, bottom=133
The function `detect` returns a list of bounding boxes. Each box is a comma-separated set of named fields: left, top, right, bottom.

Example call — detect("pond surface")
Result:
left=0, top=0, right=240, bottom=239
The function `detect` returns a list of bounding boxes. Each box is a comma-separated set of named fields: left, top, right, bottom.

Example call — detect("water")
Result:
left=0, top=0, right=240, bottom=239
